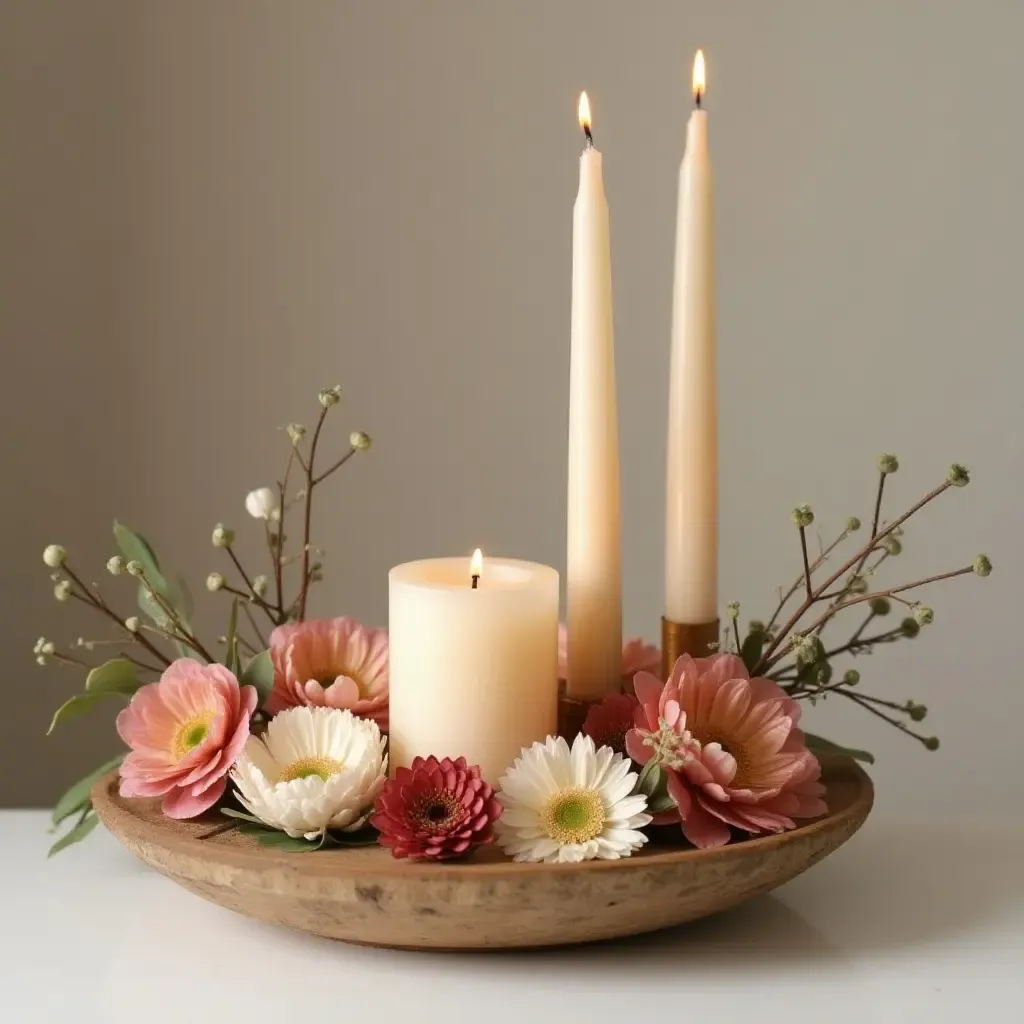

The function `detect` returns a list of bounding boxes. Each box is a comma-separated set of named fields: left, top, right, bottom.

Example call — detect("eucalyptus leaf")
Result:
left=51, top=755, right=124, bottom=827
left=113, top=521, right=166, bottom=588
left=638, top=763, right=665, bottom=799
left=240, top=650, right=275, bottom=707
left=173, top=573, right=195, bottom=621
left=740, top=632, right=765, bottom=674
left=84, top=658, right=137, bottom=695
left=219, top=807, right=265, bottom=825
left=647, top=792, right=678, bottom=815
left=237, top=822, right=319, bottom=852
left=47, top=692, right=125, bottom=735
left=804, top=732, right=875, bottom=765
left=48, top=812, right=99, bottom=858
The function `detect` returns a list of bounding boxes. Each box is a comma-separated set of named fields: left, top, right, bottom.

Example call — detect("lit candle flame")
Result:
left=577, top=91, right=592, bottom=131
left=692, top=50, right=706, bottom=105
left=470, top=548, right=483, bottom=584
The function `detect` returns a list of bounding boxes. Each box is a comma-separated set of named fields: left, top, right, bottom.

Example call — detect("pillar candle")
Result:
left=388, top=554, right=559, bottom=784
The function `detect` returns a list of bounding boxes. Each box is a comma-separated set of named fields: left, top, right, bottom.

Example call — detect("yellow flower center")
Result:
left=280, top=756, right=345, bottom=783
left=172, top=713, right=214, bottom=761
left=541, top=787, right=605, bottom=845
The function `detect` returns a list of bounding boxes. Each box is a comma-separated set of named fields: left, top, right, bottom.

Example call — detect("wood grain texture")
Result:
left=91, top=757, right=873, bottom=950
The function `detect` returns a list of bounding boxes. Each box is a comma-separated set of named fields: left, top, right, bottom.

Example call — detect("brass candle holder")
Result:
left=661, top=617, right=720, bottom=680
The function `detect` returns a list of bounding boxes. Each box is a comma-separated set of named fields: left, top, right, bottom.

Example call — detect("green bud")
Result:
left=349, top=431, right=372, bottom=451
left=790, top=504, right=814, bottom=528
left=815, top=662, right=833, bottom=685
left=906, top=701, right=928, bottom=722
left=106, top=555, right=125, bottom=575
left=913, top=606, right=933, bottom=626
left=869, top=597, right=891, bottom=616
left=882, top=536, right=902, bottom=556
left=946, top=463, right=970, bottom=487
left=849, top=575, right=869, bottom=595
left=846, top=517, right=862, bottom=532
left=923, top=736, right=940, bottom=751
left=973, top=554, right=992, bottom=578
left=842, top=669, right=860, bottom=686
left=317, top=385, right=342, bottom=409
left=900, top=617, right=920, bottom=638
left=725, top=600, right=740, bottom=620
left=877, top=453, right=899, bottom=474
left=793, top=634, right=824, bottom=666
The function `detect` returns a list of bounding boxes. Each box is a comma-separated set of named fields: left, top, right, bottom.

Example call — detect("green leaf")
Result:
left=48, top=812, right=99, bottom=858
left=237, top=822, right=319, bottom=852
left=52, top=755, right=124, bottom=827
left=113, top=521, right=166, bottom=589
left=740, top=632, right=765, bottom=673
left=47, top=692, right=125, bottom=735
left=647, top=792, right=678, bottom=815
left=804, top=732, right=875, bottom=765
left=116, top=521, right=193, bottom=640
left=638, top=762, right=664, bottom=798
left=240, top=650, right=274, bottom=706
left=173, top=573, right=195, bottom=621
left=84, top=658, right=138, bottom=695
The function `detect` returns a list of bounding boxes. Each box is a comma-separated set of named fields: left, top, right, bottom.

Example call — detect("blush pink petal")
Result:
left=630, top=654, right=827, bottom=850
left=117, top=658, right=256, bottom=820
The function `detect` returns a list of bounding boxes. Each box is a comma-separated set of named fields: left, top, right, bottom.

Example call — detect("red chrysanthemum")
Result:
left=582, top=692, right=638, bottom=756
left=372, top=756, right=502, bottom=861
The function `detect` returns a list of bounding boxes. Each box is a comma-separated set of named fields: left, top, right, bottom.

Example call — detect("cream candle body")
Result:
left=566, top=92, right=622, bottom=699
left=666, top=53, right=718, bottom=625
left=388, top=556, right=559, bottom=784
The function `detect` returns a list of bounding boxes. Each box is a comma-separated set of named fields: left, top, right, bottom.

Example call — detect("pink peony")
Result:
left=265, top=617, right=389, bottom=728
left=558, top=624, right=661, bottom=684
left=583, top=692, right=638, bottom=756
left=626, top=654, right=828, bottom=849
left=117, top=658, right=257, bottom=819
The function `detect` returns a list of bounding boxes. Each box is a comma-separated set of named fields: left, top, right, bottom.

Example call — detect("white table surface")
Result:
left=3, top=810, right=1022, bottom=1023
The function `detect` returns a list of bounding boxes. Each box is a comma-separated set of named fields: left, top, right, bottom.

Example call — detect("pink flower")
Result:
left=626, top=654, right=828, bottom=850
left=558, top=624, right=661, bottom=684
left=583, top=692, right=638, bottom=756
left=117, top=659, right=257, bottom=819
left=372, top=756, right=501, bottom=861
left=265, top=617, right=389, bottom=728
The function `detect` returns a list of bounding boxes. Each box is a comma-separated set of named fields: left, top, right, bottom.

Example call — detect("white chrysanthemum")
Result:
left=495, top=734, right=652, bottom=864
left=230, top=706, right=387, bottom=840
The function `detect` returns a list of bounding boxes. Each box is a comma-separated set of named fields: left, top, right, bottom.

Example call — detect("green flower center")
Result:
left=172, top=713, right=214, bottom=761
left=281, top=756, right=345, bottom=783
left=542, top=787, right=605, bottom=845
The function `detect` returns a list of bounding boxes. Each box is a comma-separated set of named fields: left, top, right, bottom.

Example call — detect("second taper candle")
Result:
left=566, top=92, right=622, bottom=699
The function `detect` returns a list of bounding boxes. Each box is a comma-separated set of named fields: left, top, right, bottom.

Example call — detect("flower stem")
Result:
left=240, top=601, right=268, bottom=650
left=766, top=528, right=850, bottom=633
left=754, top=480, right=952, bottom=674
left=298, top=406, right=329, bottom=621
left=62, top=566, right=171, bottom=667
left=137, top=575, right=216, bottom=663
left=226, top=546, right=279, bottom=626
left=799, top=526, right=813, bottom=600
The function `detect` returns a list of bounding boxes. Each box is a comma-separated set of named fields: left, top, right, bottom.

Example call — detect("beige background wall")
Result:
left=1, top=1, right=1020, bottom=816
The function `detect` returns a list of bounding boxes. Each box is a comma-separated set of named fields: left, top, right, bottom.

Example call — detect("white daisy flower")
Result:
left=495, top=734, right=652, bottom=863
left=230, top=706, right=387, bottom=840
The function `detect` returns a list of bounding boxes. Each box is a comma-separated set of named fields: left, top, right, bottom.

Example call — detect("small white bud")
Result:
left=54, top=580, right=72, bottom=602
left=286, top=423, right=306, bottom=446
left=36, top=654, right=48, bottom=666
left=251, top=575, right=269, bottom=598
left=318, top=385, right=342, bottom=409
left=43, top=545, right=67, bottom=568
left=212, top=523, right=235, bottom=548
left=106, top=555, right=125, bottom=575
left=124, top=616, right=140, bottom=633
left=126, top=560, right=144, bottom=577
left=33, top=637, right=46, bottom=654
left=40, top=640, right=56, bottom=656
left=206, top=572, right=225, bottom=592
left=245, top=487, right=279, bottom=521
left=349, top=431, right=372, bottom=451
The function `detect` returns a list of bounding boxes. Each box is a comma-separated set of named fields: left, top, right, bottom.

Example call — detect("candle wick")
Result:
left=471, top=574, right=480, bottom=590
left=694, top=90, right=702, bottom=109
left=582, top=124, right=594, bottom=148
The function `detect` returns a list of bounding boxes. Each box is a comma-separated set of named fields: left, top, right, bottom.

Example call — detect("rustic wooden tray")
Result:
left=91, top=757, right=872, bottom=950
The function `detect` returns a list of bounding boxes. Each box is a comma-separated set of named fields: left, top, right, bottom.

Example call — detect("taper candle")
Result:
left=566, top=91, right=622, bottom=699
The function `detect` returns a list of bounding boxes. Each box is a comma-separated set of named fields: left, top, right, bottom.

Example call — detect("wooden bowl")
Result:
left=92, top=757, right=872, bottom=950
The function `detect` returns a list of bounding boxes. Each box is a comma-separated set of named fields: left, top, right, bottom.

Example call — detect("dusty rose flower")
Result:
left=372, top=756, right=501, bottom=860
left=117, top=659, right=257, bottom=819
left=583, top=692, right=638, bottom=756
left=266, top=617, right=388, bottom=728
left=558, top=624, right=661, bottom=684
left=626, top=654, right=827, bottom=849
